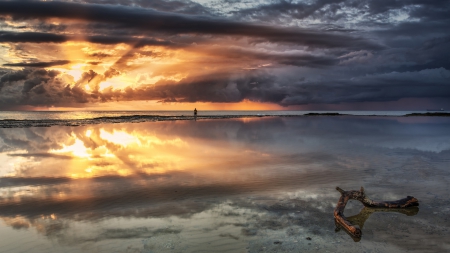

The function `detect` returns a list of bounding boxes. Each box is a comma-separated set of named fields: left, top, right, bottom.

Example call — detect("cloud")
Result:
left=83, top=0, right=213, bottom=15
left=202, top=47, right=340, bottom=68
left=231, top=0, right=348, bottom=22
left=3, top=60, right=70, bottom=68
left=0, top=31, right=177, bottom=47
left=0, top=0, right=448, bottom=109
left=230, top=0, right=450, bottom=24
left=103, top=67, right=450, bottom=105
left=278, top=68, right=450, bottom=105
left=0, top=31, right=67, bottom=43
left=0, top=66, right=449, bottom=108
left=0, top=1, right=381, bottom=49
left=0, top=68, right=32, bottom=90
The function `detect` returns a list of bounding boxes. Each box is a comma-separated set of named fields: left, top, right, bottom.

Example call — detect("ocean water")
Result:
left=0, top=110, right=431, bottom=121
left=0, top=110, right=440, bottom=128
left=0, top=115, right=449, bottom=252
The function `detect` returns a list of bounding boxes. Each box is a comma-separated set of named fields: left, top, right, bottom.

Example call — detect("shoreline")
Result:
left=0, top=112, right=449, bottom=128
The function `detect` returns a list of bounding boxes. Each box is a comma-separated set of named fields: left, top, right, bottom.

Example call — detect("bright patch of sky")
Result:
left=192, top=0, right=273, bottom=16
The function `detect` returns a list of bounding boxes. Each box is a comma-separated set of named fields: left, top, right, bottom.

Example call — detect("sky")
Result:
left=0, top=0, right=449, bottom=111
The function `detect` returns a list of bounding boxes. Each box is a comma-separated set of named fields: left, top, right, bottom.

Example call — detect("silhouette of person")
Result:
left=194, top=108, right=197, bottom=116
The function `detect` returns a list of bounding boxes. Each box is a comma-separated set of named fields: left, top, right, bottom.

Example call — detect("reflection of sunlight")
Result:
left=140, top=136, right=186, bottom=147
left=100, top=129, right=140, bottom=146
left=0, top=150, right=28, bottom=176
left=50, top=139, right=90, bottom=158
left=2, top=124, right=212, bottom=178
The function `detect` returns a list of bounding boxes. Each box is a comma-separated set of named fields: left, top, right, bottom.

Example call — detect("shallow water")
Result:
left=0, top=110, right=433, bottom=121
left=0, top=116, right=449, bottom=252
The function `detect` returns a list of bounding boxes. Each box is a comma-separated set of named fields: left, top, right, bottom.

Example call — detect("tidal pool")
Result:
left=0, top=116, right=449, bottom=252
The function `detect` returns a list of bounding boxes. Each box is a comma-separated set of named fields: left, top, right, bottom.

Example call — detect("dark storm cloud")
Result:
left=0, top=31, right=177, bottom=47
left=3, top=60, right=70, bottom=68
left=112, top=71, right=281, bottom=104
left=82, top=0, right=213, bottom=15
left=101, top=67, right=448, bottom=106
left=95, top=65, right=448, bottom=106
left=0, top=68, right=73, bottom=107
left=277, top=68, right=450, bottom=106
left=0, top=0, right=448, bottom=108
left=195, top=47, right=339, bottom=68
left=0, top=66, right=449, bottom=108
left=236, top=50, right=338, bottom=68
left=21, top=69, right=59, bottom=94
left=0, top=31, right=67, bottom=43
left=0, top=68, right=30, bottom=89
left=0, top=1, right=381, bottom=49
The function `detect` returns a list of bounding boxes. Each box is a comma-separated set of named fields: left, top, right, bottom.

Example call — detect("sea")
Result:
left=0, top=111, right=449, bottom=252
left=0, top=110, right=435, bottom=121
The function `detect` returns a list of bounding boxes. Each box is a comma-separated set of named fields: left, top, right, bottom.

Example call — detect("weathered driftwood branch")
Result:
left=334, top=186, right=419, bottom=240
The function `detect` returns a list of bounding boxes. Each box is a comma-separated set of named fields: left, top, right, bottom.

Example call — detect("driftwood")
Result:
left=334, top=187, right=419, bottom=240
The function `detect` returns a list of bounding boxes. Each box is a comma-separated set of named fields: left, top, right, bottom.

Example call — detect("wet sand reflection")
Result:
left=336, top=207, right=420, bottom=242
left=0, top=117, right=449, bottom=252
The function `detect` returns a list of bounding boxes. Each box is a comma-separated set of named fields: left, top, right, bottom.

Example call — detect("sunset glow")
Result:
left=0, top=0, right=447, bottom=111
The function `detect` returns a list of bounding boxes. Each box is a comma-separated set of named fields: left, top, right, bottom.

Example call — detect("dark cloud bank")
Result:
left=0, top=0, right=449, bottom=109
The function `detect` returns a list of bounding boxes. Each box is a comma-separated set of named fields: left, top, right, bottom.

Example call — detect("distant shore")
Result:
left=0, top=112, right=449, bottom=128
left=304, top=112, right=450, bottom=117
left=403, top=112, right=450, bottom=117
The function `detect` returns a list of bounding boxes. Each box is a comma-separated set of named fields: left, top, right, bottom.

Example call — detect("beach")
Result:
left=0, top=114, right=449, bottom=252
left=1, top=0, right=449, bottom=250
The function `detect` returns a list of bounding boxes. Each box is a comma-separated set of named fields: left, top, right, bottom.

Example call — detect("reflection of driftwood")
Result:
left=334, top=187, right=419, bottom=240
left=335, top=206, right=419, bottom=242
left=347, top=206, right=419, bottom=230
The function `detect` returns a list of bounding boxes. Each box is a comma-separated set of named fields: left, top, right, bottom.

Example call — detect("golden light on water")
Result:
left=0, top=118, right=285, bottom=181
left=6, top=125, right=202, bottom=178
left=99, top=129, right=139, bottom=147
left=50, top=138, right=91, bottom=158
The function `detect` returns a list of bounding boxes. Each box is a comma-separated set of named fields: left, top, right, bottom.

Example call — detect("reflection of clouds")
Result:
left=2, top=216, right=30, bottom=230
left=1, top=190, right=445, bottom=252
left=96, top=227, right=182, bottom=240
left=0, top=189, right=336, bottom=246
left=0, top=168, right=353, bottom=219
left=0, top=118, right=449, bottom=252
left=0, top=125, right=196, bottom=177
left=0, top=118, right=449, bottom=215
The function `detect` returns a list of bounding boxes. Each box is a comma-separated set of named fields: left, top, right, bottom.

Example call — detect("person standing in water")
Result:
left=194, top=108, right=197, bottom=116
